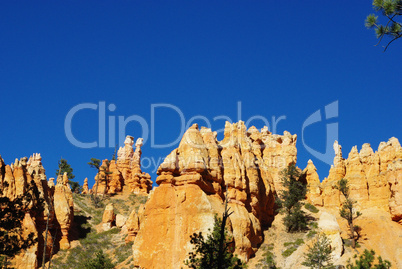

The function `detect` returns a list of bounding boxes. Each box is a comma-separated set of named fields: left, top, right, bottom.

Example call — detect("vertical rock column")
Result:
left=54, top=173, right=74, bottom=249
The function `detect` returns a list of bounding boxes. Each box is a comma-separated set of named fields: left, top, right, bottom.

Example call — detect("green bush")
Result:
left=302, top=233, right=333, bottom=269
left=115, top=242, right=134, bottom=264
left=257, top=243, right=277, bottom=268
left=346, top=249, right=391, bottom=269
left=282, top=238, right=304, bottom=258
left=81, top=250, right=115, bottom=269
left=294, top=238, right=304, bottom=245
left=309, top=222, right=318, bottom=230
left=307, top=230, right=317, bottom=238
left=305, top=203, right=319, bottom=213
left=283, top=242, right=293, bottom=247
left=282, top=246, right=297, bottom=257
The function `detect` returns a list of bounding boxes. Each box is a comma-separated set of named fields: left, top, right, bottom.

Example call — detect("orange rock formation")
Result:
left=54, top=172, right=74, bottom=250
left=81, top=177, right=89, bottom=194
left=132, top=122, right=298, bottom=268
left=305, top=138, right=402, bottom=223
left=0, top=153, right=74, bottom=268
left=90, top=136, right=152, bottom=195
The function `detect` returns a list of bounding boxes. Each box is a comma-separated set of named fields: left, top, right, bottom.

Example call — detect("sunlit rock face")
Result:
left=303, top=159, right=323, bottom=206
left=132, top=121, right=298, bottom=269
left=90, top=136, right=152, bottom=195
left=101, top=203, right=116, bottom=231
left=81, top=177, right=89, bottom=194
left=0, top=154, right=74, bottom=268
left=54, top=172, right=74, bottom=250
left=311, top=138, right=402, bottom=220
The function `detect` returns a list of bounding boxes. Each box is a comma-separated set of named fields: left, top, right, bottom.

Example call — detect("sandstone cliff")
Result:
left=90, top=136, right=152, bottom=195
left=0, top=154, right=74, bottom=268
left=131, top=121, right=298, bottom=269
left=305, top=138, right=402, bottom=223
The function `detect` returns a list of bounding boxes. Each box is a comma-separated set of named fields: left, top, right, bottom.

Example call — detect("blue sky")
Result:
left=0, top=1, right=401, bottom=188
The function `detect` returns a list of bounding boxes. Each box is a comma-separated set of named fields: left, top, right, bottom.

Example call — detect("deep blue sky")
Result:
left=0, top=1, right=401, bottom=188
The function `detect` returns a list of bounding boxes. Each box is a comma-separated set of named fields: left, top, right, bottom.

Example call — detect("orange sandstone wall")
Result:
left=131, top=121, right=298, bottom=269
left=0, top=154, right=74, bottom=268
left=304, top=138, right=402, bottom=223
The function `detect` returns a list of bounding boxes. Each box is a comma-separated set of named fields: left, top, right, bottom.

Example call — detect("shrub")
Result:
left=81, top=250, right=115, bottom=269
left=184, top=215, right=244, bottom=268
left=305, top=203, right=319, bottom=213
left=302, top=233, right=333, bottom=269
left=282, top=238, right=304, bottom=258
left=282, top=246, right=297, bottom=257
left=346, top=249, right=391, bottom=269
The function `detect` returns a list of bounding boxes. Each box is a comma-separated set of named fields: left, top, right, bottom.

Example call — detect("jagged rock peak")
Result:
left=92, top=135, right=152, bottom=195
left=135, top=121, right=298, bottom=268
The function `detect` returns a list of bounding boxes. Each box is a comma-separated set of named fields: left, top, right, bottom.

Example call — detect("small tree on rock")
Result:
left=302, top=233, right=334, bottom=269
left=336, top=178, right=362, bottom=249
left=101, top=160, right=113, bottom=196
left=88, top=158, right=102, bottom=208
left=184, top=190, right=244, bottom=269
left=56, top=158, right=80, bottom=193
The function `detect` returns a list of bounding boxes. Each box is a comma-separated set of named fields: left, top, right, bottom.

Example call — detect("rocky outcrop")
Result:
left=91, top=159, right=111, bottom=195
left=308, top=138, right=402, bottom=219
left=0, top=154, right=74, bottom=268
left=125, top=209, right=140, bottom=243
left=388, top=159, right=402, bottom=223
left=317, top=212, right=343, bottom=260
left=101, top=203, right=116, bottom=231
left=303, top=160, right=323, bottom=206
left=91, top=136, right=152, bottom=195
left=116, top=214, right=127, bottom=228
left=132, top=122, right=298, bottom=269
left=81, top=178, right=89, bottom=194
left=54, top=172, right=74, bottom=250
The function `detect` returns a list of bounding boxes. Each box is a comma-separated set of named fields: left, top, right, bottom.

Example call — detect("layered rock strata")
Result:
left=132, top=121, right=298, bottom=268
left=305, top=138, right=402, bottom=223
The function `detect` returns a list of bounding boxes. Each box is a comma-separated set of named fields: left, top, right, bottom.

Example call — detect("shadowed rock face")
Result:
left=132, top=121, right=298, bottom=269
left=0, top=154, right=74, bottom=268
left=306, top=138, right=402, bottom=222
left=91, top=136, right=152, bottom=195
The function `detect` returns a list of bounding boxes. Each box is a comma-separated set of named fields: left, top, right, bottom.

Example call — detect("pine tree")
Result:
left=336, top=178, right=361, bottom=249
left=56, top=158, right=80, bottom=193
left=82, top=250, right=115, bottom=269
left=346, top=249, right=391, bottom=269
left=184, top=190, right=244, bottom=269
left=302, top=233, right=334, bottom=269
left=88, top=158, right=102, bottom=208
left=365, top=0, right=402, bottom=51
left=101, top=160, right=113, bottom=196
left=276, top=164, right=308, bottom=232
